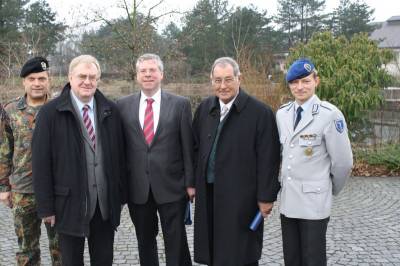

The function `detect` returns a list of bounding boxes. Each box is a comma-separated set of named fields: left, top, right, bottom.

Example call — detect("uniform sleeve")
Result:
left=180, top=98, right=195, bottom=188
left=256, top=107, right=281, bottom=202
left=324, top=109, right=353, bottom=196
left=0, top=109, right=13, bottom=192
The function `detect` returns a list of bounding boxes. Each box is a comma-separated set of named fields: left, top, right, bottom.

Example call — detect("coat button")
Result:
left=290, top=143, right=294, bottom=148
left=287, top=177, right=292, bottom=181
left=289, top=155, right=293, bottom=159
left=287, top=166, right=291, bottom=170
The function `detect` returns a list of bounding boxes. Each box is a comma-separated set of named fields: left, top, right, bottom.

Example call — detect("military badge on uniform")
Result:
left=41, top=61, right=47, bottom=70
left=304, top=147, right=313, bottom=156
left=335, top=119, right=344, bottom=133
left=300, top=134, right=317, bottom=156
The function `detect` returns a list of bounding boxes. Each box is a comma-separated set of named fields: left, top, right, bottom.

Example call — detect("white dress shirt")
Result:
left=70, top=90, right=96, bottom=134
left=139, top=89, right=161, bottom=131
left=294, top=94, right=315, bottom=127
left=219, top=93, right=238, bottom=121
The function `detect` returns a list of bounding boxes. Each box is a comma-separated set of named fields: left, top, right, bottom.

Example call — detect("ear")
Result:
left=315, top=76, right=320, bottom=87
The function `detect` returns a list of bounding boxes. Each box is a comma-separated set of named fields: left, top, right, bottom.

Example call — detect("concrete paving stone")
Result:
left=1, top=176, right=399, bottom=265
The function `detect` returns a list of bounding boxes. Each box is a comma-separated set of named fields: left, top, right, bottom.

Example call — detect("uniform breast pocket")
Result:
left=298, top=136, right=322, bottom=147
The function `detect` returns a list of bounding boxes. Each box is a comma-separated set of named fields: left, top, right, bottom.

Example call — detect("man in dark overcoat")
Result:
left=193, top=57, right=281, bottom=266
left=32, top=55, right=126, bottom=266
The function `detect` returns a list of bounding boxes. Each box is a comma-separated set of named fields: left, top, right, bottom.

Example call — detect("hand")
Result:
left=258, top=202, right=274, bottom=218
left=186, top=187, right=195, bottom=202
left=0, top=191, right=12, bottom=208
left=43, top=216, right=56, bottom=227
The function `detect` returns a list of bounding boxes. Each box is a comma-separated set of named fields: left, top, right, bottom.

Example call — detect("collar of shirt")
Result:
left=294, top=94, right=315, bottom=114
left=70, top=89, right=95, bottom=114
left=140, top=88, right=161, bottom=106
left=219, top=91, right=238, bottom=117
left=139, top=88, right=161, bottom=130
left=70, top=90, right=96, bottom=132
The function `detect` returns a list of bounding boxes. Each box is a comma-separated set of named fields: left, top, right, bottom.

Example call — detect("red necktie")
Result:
left=82, top=105, right=96, bottom=149
left=143, top=98, right=154, bottom=145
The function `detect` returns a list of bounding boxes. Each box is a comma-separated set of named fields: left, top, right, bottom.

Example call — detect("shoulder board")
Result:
left=4, top=97, right=20, bottom=108
left=279, top=101, right=293, bottom=109
left=320, top=101, right=334, bottom=111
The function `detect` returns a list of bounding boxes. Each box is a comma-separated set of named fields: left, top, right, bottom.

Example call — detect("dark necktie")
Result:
left=294, top=106, right=303, bottom=130
left=143, top=98, right=155, bottom=145
left=82, top=105, right=96, bottom=149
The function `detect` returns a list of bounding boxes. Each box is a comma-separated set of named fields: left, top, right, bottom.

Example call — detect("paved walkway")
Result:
left=0, top=176, right=399, bottom=265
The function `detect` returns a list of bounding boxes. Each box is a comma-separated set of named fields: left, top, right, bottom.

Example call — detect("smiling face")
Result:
left=23, top=71, right=49, bottom=105
left=288, top=73, right=319, bottom=105
left=68, top=62, right=99, bottom=103
left=211, top=64, right=240, bottom=104
left=136, top=59, right=163, bottom=97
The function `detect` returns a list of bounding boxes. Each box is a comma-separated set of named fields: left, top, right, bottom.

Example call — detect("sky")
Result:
left=45, top=0, right=400, bottom=31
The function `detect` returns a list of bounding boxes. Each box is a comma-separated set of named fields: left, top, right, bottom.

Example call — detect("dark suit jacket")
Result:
left=117, top=90, right=194, bottom=205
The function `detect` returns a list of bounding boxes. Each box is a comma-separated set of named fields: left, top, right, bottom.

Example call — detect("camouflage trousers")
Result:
left=12, top=192, right=61, bottom=266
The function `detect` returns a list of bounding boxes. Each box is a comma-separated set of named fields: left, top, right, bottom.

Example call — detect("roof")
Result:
left=370, top=16, right=400, bottom=48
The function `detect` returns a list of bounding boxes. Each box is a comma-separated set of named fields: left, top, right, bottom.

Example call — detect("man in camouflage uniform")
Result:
left=0, top=104, right=6, bottom=144
left=0, top=57, right=61, bottom=266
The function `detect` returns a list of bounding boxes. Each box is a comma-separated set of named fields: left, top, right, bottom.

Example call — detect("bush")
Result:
left=356, top=144, right=400, bottom=171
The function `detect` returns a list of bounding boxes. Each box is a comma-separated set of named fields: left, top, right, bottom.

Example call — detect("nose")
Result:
left=83, top=77, right=92, bottom=84
left=33, top=78, right=41, bottom=86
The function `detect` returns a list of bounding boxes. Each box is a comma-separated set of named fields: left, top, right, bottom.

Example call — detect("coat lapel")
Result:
left=283, top=102, right=295, bottom=137
left=131, top=93, right=148, bottom=146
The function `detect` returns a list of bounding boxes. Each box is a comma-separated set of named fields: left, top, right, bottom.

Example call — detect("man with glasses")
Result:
left=32, top=55, right=126, bottom=265
left=117, top=53, right=194, bottom=266
left=192, top=57, right=281, bottom=265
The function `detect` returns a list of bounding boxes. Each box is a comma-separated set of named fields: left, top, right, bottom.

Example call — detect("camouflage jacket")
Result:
left=0, top=96, right=45, bottom=193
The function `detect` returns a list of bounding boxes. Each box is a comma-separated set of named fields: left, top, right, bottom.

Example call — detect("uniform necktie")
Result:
left=294, top=106, right=303, bottom=130
left=82, top=105, right=96, bottom=149
left=143, top=98, right=155, bottom=145
left=220, top=105, right=229, bottom=121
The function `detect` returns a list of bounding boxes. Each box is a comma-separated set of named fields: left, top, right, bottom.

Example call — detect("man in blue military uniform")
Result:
left=276, top=58, right=353, bottom=266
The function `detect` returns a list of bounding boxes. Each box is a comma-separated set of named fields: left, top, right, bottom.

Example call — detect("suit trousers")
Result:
left=128, top=190, right=192, bottom=266
left=58, top=203, right=115, bottom=266
left=280, top=214, right=329, bottom=266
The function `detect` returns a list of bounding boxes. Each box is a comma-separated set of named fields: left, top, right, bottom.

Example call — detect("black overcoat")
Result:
left=193, top=89, right=281, bottom=265
left=32, top=84, right=126, bottom=237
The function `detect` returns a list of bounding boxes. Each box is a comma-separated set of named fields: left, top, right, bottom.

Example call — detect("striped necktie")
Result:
left=143, top=98, right=155, bottom=145
left=82, top=105, right=96, bottom=149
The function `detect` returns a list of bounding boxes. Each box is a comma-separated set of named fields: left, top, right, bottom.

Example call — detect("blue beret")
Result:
left=286, top=58, right=315, bottom=82
left=20, top=57, right=49, bottom=78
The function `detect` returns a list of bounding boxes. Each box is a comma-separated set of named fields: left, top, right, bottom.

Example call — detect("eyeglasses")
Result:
left=212, top=77, right=236, bottom=86
left=76, top=74, right=98, bottom=82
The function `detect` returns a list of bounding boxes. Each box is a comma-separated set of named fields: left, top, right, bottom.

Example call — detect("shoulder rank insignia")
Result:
left=335, top=119, right=345, bottom=133
left=279, top=101, right=293, bottom=109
